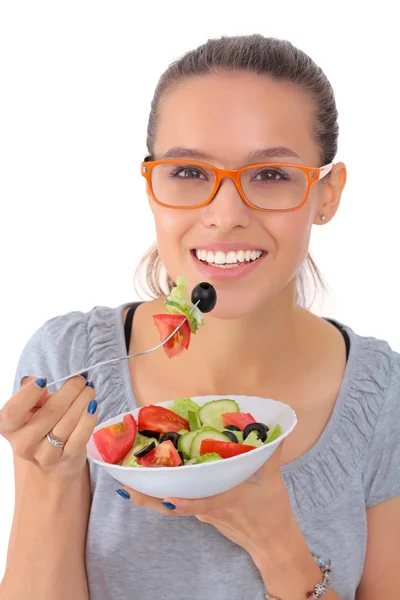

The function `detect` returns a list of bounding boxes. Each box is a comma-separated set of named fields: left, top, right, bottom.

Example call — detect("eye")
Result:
left=170, top=166, right=209, bottom=180
left=252, top=168, right=290, bottom=182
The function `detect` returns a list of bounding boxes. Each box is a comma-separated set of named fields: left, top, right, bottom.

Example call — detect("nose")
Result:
left=201, top=178, right=251, bottom=231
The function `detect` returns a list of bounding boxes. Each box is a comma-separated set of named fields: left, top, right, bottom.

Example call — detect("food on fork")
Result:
left=153, top=276, right=217, bottom=359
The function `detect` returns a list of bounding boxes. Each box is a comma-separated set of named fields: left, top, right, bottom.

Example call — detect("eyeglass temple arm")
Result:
left=318, top=163, right=334, bottom=181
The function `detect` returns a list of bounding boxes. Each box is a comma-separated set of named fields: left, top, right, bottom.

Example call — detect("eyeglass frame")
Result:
left=140, top=157, right=334, bottom=213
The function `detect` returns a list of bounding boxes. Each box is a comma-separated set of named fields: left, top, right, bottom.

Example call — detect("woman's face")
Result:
left=148, top=71, right=344, bottom=319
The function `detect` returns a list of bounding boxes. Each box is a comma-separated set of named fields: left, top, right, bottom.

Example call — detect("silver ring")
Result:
left=46, top=430, right=66, bottom=448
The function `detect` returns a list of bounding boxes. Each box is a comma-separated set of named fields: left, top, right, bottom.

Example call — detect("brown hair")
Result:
left=135, top=34, right=338, bottom=307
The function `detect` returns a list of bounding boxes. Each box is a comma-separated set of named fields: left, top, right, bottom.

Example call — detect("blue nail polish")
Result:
left=116, top=489, right=130, bottom=500
left=161, top=501, right=176, bottom=511
left=88, top=400, right=97, bottom=414
left=80, top=371, right=89, bottom=380
left=35, top=378, right=47, bottom=389
left=86, top=380, right=95, bottom=389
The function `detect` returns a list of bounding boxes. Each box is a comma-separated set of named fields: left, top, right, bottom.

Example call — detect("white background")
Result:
left=0, top=0, right=399, bottom=582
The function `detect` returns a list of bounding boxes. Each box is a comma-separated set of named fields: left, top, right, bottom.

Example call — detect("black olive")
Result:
left=139, top=430, right=160, bottom=439
left=243, top=422, right=269, bottom=442
left=133, top=441, right=156, bottom=458
left=159, top=432, right=181, bottom=448
left=178, top=450, right=184, bottom=465
left=224, top=424, right=241, bottom=432
left=222, top=430, right=239, bottom=443
left=191, top=282, right=217, bottom=313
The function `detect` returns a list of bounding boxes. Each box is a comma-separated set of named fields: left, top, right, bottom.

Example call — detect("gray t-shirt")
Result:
left=11, top=303, right=400, bottom=600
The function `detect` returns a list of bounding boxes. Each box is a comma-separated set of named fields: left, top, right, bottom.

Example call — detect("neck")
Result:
left=158, top=282, right=316, bottom=391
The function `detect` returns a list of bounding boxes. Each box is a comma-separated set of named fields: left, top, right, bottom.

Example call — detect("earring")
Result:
left=320, top=215, right=327, bottom=221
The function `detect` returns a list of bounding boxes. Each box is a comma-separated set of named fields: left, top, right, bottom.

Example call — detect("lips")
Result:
left=190, top=248, right=268, bottom=281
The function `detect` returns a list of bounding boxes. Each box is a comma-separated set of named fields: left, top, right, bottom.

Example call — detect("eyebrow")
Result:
left=160, top=146, right=301, bottom=161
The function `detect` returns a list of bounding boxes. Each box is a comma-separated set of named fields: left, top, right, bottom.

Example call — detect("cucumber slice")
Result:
left=177, top=430, right=198, bottom=458
left=198, top=399, right=240, bottom=430
left=188, top=411, right=200, bottom=431
left=190, top=427, right=231, bottom=458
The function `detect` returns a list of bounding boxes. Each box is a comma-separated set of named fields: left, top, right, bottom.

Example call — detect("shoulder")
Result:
left=343, top=323, right=400, bottom=414
left=282, top=322, right=400, bottom=515
left=11, top=304, right=120, bottom=396
left=341, top=323, right=400, bottom=506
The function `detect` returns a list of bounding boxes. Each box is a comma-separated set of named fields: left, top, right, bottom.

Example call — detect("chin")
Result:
left=197, top=284, right=280, bottom=322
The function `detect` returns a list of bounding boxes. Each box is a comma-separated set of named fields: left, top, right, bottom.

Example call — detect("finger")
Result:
left=36, top=387, right=97, bottom=464
left=11, top=375, right=90, bottom=460
left=61, top=394, right=98, bottom=456
left=21, top=376, right=52, bottom=408
left=0, top=377, right=51, bottom=435
left=50, top=382, right=96, bottom=445
left=161, top=495, right=215, bottom=515
left=22, top=375, right=90, bottom=442
left=115, top=486, right=182, bottom=516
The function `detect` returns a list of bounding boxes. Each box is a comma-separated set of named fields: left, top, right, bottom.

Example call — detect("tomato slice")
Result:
left=200, top=439, right=256, bottom=459
left=222, top=412, right=256, bottom=430
left=94, top=414, right=137, bottom=465
left=153, top=314, right=191, bottom=359
left=138, top=440, right=183, bottom=468
left=138, top=404, right=189, bottom=433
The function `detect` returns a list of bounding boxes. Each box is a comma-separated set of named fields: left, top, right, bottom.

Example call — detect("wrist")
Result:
left=249, top=516, right=327, bottom=600
left=30, top=459, right=88, bottom=493
left=32, top=455, right=88, bottom=485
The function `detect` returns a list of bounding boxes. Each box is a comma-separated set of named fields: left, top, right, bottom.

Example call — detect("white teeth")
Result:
left=194, top=249, right=263, bottom=266
left=214, top=251, right=226, bottom=265
left=226, top=251, right=237, bottom=264
left=251, top=250, right=259, bottom=261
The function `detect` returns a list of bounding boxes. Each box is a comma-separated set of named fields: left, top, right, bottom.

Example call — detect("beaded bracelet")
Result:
left=264, top=554, right=332, bottom=600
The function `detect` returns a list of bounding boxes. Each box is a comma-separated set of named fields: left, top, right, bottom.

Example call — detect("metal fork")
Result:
left=45, top=301, right=200, bottom=389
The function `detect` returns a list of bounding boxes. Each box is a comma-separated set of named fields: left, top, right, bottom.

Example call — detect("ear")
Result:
left=314, top=162, right=347, bottom=224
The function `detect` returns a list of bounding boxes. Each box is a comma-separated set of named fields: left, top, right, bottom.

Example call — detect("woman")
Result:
left=1, top=34, right=399, bottom=600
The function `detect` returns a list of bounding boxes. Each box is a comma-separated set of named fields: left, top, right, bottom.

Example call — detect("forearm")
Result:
left=248, top=494, right=339, bottom=599
left=252, top=527, right=340, bottom=599
left=1, top=461, right=91, bottom=600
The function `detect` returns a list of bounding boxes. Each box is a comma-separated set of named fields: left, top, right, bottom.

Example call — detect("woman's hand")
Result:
left=0, top=375, right=98, bottom=480
left=117, top=441, right=293, bottom=557
left=117, top=443, right=339, bottom=598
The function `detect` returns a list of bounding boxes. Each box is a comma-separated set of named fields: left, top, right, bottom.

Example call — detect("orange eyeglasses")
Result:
left=141, top=158, right=333, bottom=212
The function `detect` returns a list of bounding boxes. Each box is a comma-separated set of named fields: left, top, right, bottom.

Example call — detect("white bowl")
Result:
left=87, top=395, right=297, bottom=499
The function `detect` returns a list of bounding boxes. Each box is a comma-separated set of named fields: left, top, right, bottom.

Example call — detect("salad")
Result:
left=152, top=276, right=216, bottom=359
left=93, top=397, right=283, bottom=468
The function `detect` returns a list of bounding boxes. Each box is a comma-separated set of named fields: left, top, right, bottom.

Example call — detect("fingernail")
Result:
left=116, top=489, right=130, bottom=500
left=88, top=400, right=97, bottom=415
left=161, top=501, right=176, bottom=511
left=35, top=378, right=47, bottom=389
left=86, top=380, right=95, bottom=389
left=79, top=371, right=89, bottom=380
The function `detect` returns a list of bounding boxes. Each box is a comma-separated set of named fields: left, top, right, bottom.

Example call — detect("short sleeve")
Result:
left=363, top=352, right=400, bottom=508
left=11, top=310, right=89, bottom=397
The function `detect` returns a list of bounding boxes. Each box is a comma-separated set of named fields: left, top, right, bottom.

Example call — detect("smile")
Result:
left=193, top=248, right=265, bottom=268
